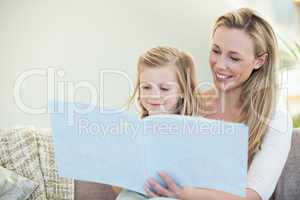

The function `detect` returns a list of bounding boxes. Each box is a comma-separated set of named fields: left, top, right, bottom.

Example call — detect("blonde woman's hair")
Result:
left=128, top=47, right=199, bottom=118
left=213, top=8, right=278, bottom=166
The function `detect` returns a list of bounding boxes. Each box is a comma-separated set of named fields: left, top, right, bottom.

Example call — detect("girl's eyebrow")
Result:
left=160, top=82, right=178, bottom=87
left=212, top=44, right=220, bottom=49
left=140, top=81, right=150, bottom=84
left=159, top=83, right=170, bottom=87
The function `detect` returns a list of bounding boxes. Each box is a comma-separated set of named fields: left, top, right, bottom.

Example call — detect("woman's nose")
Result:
left=215, top=56, right=228, bottom=70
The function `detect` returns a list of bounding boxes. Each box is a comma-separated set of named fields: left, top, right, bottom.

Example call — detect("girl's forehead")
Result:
left=139, top=66, right=180, bottom=86
left=140, top=65, right=178, bottom=78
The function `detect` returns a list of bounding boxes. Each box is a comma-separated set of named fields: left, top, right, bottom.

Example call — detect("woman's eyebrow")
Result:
left=213, top=44, right=242, bottom=56
left=228, top=51, right=242, bottom=56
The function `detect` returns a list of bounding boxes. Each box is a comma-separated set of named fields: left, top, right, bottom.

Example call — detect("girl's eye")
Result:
left=141, top=86, right=150, bottom=90
left=212, top=49, right=220, bottom=54
left=160, top=87, right=169, bottom=91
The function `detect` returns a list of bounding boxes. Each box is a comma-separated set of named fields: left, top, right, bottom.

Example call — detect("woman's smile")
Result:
left=214, top=72, right=234, bottom=81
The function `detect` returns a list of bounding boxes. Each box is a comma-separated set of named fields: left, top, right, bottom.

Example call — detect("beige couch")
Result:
left=74, top=129, right=300, bottom=200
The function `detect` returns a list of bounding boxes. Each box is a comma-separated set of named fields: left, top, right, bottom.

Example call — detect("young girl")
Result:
left=115, top=46, right=200, bottom=199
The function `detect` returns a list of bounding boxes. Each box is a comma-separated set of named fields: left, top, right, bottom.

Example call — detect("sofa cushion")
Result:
left=0, top=165, right=38, bottom=199
left=272, top=128, right=300, bottom=200
left=74, top=180, right=117, bottom=200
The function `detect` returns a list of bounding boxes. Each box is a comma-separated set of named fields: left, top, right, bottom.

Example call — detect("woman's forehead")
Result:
left=213, top=26, right=255, bottom=56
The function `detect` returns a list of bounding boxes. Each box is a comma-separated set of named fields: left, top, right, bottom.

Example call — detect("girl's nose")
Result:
left=148, top=92, right=161, bottom=101
left=148, top=86, right=161, bottom=96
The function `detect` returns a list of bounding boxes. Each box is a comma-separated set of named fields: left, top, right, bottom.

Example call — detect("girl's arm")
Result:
left=112, top=186, right=122, bottom=194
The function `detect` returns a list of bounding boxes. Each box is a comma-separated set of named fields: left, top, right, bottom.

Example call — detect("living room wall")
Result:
left=0, top=0, right=298, bottom=127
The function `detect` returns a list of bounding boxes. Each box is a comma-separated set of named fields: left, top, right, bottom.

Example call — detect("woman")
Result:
left=118, top=8, right=293, bottom=200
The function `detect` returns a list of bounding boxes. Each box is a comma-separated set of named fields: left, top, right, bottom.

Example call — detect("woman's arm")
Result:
left=246, top=109, right=293, bottom=200
left=181, top=187, right=261, bottom=200
left=145, top=173, right=261, bottom=200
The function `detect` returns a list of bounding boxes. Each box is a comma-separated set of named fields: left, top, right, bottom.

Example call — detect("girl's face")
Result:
left=139, top=65, right=181, bottom=115
left=209, top=26, right=265, bottom=92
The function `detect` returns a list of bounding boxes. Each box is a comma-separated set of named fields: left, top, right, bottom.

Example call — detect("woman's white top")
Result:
left=247, top=109, right=293, bottom=200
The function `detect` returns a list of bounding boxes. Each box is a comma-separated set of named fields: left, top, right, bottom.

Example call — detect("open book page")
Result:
left=49, top=100, right=146, bottom=193
left=49, top=100, right=248, bottom=197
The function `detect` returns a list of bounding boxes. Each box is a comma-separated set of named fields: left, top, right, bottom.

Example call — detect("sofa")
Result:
left=74, top=129, right=300, bottom=200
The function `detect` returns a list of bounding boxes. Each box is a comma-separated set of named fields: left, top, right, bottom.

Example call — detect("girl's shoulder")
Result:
left=196, top=88, right=218, bottom=116
left=197, top=87, right=218, bottom=96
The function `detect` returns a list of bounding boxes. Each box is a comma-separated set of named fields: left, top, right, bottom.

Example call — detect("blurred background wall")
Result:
left=0, top=0, right=299, bottom=127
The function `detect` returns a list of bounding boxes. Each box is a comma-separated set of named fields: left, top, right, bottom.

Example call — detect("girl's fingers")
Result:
left=147, top=178, right=173, bottom=197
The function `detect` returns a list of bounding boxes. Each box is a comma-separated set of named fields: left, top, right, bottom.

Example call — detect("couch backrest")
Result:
left=272, top=128, right=300, bottom=200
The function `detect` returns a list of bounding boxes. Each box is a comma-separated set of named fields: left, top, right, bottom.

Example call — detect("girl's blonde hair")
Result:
left=213, top=8, right=278, bottom=166
left=129, top=47, right=198, bottom=118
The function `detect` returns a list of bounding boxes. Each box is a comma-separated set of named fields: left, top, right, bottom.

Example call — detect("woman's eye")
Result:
left=230, top=57, right=240, bottom=61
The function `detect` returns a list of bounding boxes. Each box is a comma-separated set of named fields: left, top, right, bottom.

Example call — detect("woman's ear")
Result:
left=254, top=53, right=268, bottom=69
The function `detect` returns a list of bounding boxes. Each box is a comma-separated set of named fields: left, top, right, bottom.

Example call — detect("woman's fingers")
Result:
left=144, top=183, right=160, bottom=198
left=146, top=178, right=174, bottom=197
left=158, top=171, right=181, bottom=192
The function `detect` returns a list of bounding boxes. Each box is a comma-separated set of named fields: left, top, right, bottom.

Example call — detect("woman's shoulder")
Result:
left=270, top=109, right=292, bottom=132
left=264, top=108, right=293, bottom=144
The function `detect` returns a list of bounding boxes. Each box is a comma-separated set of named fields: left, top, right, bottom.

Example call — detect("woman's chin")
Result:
left=214, top=82, right=236, bottom=92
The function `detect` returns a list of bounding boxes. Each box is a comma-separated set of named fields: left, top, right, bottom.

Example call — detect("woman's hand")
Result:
left=144, top=171, right=187, bottom=199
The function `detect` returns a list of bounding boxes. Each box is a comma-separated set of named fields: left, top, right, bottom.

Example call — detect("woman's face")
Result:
left=209, top=26, right=264, bottom=92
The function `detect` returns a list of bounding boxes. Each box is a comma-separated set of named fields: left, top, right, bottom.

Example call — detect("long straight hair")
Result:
left=213, top=8, right=278, bottom=166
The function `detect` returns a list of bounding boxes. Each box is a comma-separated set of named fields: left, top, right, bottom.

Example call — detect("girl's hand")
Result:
left=144, top=171, right=186, bottom=199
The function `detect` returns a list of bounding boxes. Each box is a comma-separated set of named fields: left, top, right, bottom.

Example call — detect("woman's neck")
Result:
left=218, top=88, right=242, bottom=113
left=211, top=87, right=244, bottom=122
